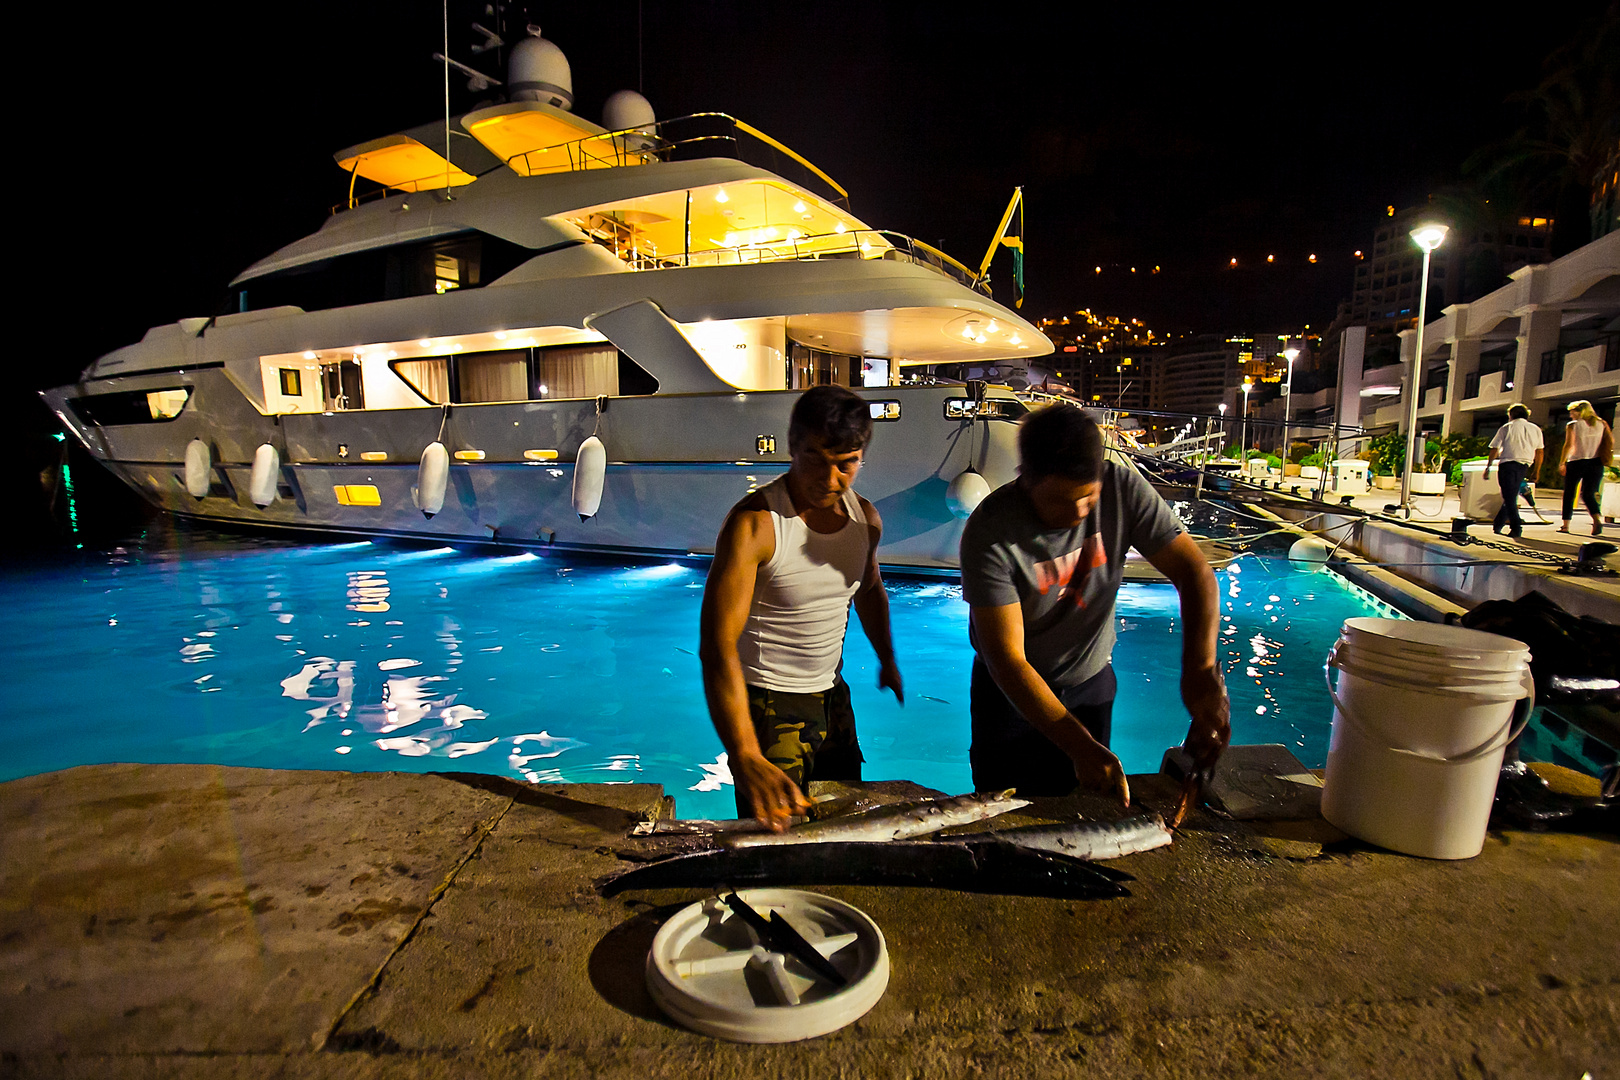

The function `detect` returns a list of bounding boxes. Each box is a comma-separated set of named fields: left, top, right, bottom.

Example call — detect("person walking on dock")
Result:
left=1483, top=404, right=1545, bottom=540
left=700, top=385, right=903, bottom=830
left=1557, top=400, right=1613, bottom=536
left=957, top=403, right=1228, bottom=803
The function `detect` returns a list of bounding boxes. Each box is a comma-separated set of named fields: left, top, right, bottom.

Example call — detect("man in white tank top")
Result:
left=700, top=386, right=904, bottom=830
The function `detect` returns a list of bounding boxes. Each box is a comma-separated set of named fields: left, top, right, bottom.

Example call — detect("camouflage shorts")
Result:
left=744, top=678, right=863, bottom=797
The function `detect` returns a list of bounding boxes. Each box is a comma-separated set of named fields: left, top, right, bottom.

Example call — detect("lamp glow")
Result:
left=1410, top=224, right=1448, bottom=252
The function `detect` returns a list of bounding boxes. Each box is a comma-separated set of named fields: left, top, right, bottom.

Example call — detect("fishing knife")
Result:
left=722, top=891, right=848, bottom=988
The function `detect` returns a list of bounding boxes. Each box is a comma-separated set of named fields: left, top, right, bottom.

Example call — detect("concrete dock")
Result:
left=3, top=763, right=1615, bottom=1078
left=1219, top=481, right=1620, bottom=622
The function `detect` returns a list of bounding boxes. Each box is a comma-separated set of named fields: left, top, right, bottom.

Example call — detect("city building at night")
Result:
left=1348, top=203, right=1554, bottom=333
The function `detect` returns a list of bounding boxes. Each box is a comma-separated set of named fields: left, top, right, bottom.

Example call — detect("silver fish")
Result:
left=725, top=789, right=1031, bottom=848
left=987, top=813, right=1174, bottom=861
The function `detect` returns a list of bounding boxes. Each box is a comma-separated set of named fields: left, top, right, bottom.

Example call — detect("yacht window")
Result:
left=390, top=345, right=657, bottom=404
left=459, top=351, right=529, bottom=403
left=223, top=231, right=537, bottom=314
left=322, top=361, right=365, bottom=411
left=147, top=389, right=190, bottom=419
left=868, top=401, right=901, bottom=421
left=617, top=353, right=659, bottom=396
left=535, top=345, right=620, bottom=399
left=788, top=342, right=861, bottom=389
left=944, top=398, right=1025, bottom=421
left=68, top=387, right=192, bottom=425
left=434, top=253, right=463, bottom=294
left=394, top=359, right=450, bottom=404
left=278, top=369, right=302, bottom=396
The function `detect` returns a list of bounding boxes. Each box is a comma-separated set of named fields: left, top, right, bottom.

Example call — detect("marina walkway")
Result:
left=3, top=764, right=1614, bottom=1078
left=1206, top=479, right=1620, bottom=623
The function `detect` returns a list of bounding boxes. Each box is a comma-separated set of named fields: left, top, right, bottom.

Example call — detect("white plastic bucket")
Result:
left=1321, top=621, right=1533, bottom=859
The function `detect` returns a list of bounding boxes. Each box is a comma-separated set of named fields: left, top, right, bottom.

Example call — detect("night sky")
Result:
left=32, top=1, right=1609, bottom=390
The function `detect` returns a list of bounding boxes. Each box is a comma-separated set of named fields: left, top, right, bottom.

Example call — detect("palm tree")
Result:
left=1466, top=5, right=1620, bottom=254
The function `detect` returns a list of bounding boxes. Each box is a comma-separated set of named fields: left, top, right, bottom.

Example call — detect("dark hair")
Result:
left=1018, top=403, right=1104, bottom=482
left=789, top=385, right=873, bottom=453
left=1507, top=404, right=1531, bottom=420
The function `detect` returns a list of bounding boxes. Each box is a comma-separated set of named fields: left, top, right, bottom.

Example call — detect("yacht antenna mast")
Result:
left=442, top=0, right=452, bottom=196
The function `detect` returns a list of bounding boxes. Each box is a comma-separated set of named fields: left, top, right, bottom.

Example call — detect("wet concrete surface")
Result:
left=2, top=764, right=1615, bottom=1078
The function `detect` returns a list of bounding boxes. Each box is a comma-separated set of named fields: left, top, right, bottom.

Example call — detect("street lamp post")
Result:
left=1281, top=346, right=1299, bottom=461
left=1400, top=223, right=1449, bottom=519
left=1218, top=402, right=1227, bottom=454
left=1241, top=379, right=1253, bottom=473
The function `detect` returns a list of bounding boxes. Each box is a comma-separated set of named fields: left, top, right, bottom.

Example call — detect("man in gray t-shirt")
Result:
left=960, top=404, right=1229, bottom=803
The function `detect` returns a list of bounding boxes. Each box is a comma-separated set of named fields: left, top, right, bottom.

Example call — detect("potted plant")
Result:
left=1410, top=438, right=1447, bottom=494
left=1282, top=440, right=1311, bottom=477
left=1299, top=451, right=1324, bottom=480
left=1367, top=431, right=1404, bottom=490
left=1603, top=464, right=1620, bottom=523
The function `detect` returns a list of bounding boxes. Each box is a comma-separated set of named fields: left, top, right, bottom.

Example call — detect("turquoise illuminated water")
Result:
left=1, top=524, right=1402, bottom=819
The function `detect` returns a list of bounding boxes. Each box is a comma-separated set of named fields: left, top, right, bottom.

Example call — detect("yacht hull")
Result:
left=46, top=373, right=1020, bottom=571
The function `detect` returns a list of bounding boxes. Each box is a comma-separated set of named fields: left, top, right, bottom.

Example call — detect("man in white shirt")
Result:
left=699, top=386, right=903, bottom=830
left=1483, top=404, right=1546, bottom=539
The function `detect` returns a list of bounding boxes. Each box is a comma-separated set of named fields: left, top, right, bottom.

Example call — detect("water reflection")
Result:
left=1, top=528, right=1402, bottom=820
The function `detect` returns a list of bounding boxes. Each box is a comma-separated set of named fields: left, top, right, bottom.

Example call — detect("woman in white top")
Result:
left=1558, top=400, right=1614, bottom=536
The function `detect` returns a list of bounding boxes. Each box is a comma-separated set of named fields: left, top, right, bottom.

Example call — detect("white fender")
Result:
left=414, top=441, right=449, bottom=518
left=183, top=439, right=211, bottom=499
left=945, top=467, right=990, bottom=520
left=573, top=436, right=606, bottom=521
left=249, top=443, right=280, bottom=507
left=1288, top=536, right=1330, bottom=573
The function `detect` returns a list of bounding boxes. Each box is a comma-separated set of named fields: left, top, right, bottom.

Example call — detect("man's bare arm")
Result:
left=850, top=499, right=902, bottom=703
left=698, top=505, right=809, bottom=829
left=970, top=603, right=1129, bottom=805
left=1144, top=532, right=1229, bottom=772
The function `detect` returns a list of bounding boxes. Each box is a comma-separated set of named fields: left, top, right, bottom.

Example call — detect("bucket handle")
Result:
left=1324, top=642, right=1534, bottom=765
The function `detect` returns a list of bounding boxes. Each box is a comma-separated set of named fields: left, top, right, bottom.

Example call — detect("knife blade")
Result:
left=722, top=892, right=848, bottom=988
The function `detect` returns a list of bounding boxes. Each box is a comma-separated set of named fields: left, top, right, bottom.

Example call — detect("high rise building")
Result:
left=1347, top=204, right=1553, bottom=332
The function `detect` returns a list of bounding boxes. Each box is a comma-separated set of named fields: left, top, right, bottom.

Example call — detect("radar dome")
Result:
left=603, top=90, right=656, bottom=133
left=509, top=30, right=573, bottom=111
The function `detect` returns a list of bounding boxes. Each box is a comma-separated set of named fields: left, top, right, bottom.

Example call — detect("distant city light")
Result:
left=1267, top=254, right=1275, bottom=263
left=1229, top=258, right=1238, bottom=266
left=1308, top=254, right=1317, bottom=263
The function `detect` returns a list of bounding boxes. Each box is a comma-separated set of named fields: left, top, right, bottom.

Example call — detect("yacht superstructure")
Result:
left=45, top=31, right=1050, bottom=569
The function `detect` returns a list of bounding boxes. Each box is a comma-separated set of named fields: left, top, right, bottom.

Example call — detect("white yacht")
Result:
left=44, top=32, right=1049, bottom=570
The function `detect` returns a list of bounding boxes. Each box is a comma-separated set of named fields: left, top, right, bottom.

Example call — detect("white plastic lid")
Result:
left=1340, top=617, right=1530, bottom=658
left=644, top=889, right=889, bottom=1043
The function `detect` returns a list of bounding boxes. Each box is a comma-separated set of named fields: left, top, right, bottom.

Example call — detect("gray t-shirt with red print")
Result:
left=959, top=460, right=1185, bottom=692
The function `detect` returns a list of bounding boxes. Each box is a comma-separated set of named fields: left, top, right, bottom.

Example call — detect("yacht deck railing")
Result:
left=502, top=112, right=853, bottom=209
left=592, top=226, right=984, bottom=293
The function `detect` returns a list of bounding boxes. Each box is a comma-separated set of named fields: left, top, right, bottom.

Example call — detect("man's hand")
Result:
left=1181, top=665, right=1231, bottom=774
left=731, top=750, right=812, bottom=831
left=878, top=660, right=904, bottom=705
left=1068, top=736, right=1130, bottom=807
